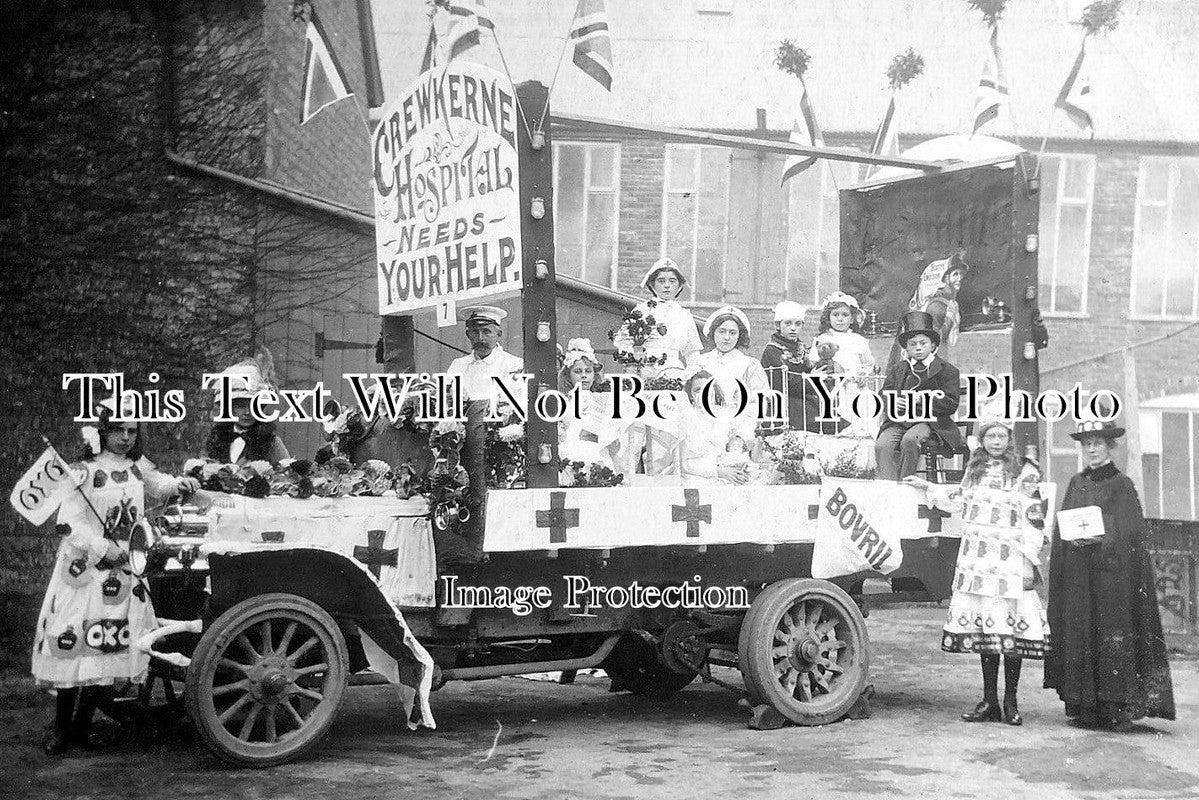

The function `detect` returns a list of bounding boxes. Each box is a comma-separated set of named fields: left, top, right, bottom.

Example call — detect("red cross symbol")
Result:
left=353, top=529, right=398, bottom=578
left=536, top=492, right=580, bottom=544
left=918, top=504, right=951, bottom=533
left=671, top=489, right=711, bottom=538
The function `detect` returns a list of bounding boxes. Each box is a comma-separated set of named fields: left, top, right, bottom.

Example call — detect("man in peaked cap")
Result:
left=444, top=305, right=525, bottom=563
left=874, top=310, right=963, bottom=481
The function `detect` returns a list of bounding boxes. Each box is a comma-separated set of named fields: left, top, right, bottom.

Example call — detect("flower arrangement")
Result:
left=609, top=306, right=669, bottom=368
left=559, top=460, right=624, bottom=488
left=485, top=421, right=527, bottom=489
left=422, top=424, right=471, bottom=532
left=769, top=432, right=822, bottom=485
left=184, top=456, right=406, bottom=499
left=644, top=376, right=683, bottom=392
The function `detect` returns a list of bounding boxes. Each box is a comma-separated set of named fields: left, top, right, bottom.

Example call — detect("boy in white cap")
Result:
left=612, top=257, right=702, bottom=378
left=444, top=306, right=524, bottom=562
left=759, top=300, right=810, bottom=431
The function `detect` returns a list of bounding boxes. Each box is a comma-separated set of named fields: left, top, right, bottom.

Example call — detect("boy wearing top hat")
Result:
left=874, top=310, right=964, bottom=481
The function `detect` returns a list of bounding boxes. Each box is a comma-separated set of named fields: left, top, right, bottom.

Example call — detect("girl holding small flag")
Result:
left=31, top=398, right=199, bottom=755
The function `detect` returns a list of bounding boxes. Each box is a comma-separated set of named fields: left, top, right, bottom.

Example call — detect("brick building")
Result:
left=0, top=0, right=391, bottom=662
left=376, top=0, right=1199, bottom=520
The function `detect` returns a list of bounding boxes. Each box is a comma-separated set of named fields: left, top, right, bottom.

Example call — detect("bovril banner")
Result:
left=811, top=478, right=906, bottom=578
left=372, top=63, right=523, bottom=315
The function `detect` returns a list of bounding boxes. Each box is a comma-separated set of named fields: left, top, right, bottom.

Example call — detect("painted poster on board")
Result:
left=372, top=63, right=522, bottom=315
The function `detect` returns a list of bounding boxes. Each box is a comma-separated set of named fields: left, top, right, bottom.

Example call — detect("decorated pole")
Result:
left=516, top=81, right=560, bottom=489
left=1011, top=152, right=1040, bottom=461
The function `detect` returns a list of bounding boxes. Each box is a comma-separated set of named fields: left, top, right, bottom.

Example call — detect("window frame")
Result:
left=660, top=143, right=732, bottom=304
left=1038, top=153, right=1095, bottom=318
left=1129, top=156, right=1199, bottom=321
left=1140, top=399, right=1199, bottom=521
left=551, top=140, right=622, bottom=289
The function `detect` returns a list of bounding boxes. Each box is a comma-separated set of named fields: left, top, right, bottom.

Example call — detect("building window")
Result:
left=1140, top=398, right=1199, bottom=520
left=1043, top=416, right=1084, bottom=501
left=1131, top=157, right=1199, bottom=319
left=553, top=142, right=620, bottom=287
left=1038, top=154, right=1094, bottom=315
left=662, top=144, right=730, bottom=304
left=785, top=161, right=863, bottom=308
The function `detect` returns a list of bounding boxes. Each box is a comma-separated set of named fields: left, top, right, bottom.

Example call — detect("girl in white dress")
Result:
left=674, top=370, right=756, bottom=485
left=557, top=338, right=618, bottom=471
left=808, top=291, right=875, bottom=376
left=612, top=258, right=703, bottom=379
left=690, top=306, right=771, bottom=429
left=32, top=402, right=199, bottom=754
left=939, top=415, right=1048, bottom=726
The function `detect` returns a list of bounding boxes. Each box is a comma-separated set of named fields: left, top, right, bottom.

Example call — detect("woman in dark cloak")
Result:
left=1043, top=417, right=1176, bottom=730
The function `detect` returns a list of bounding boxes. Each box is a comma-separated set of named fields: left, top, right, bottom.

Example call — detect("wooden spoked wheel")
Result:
left=184, top=593, right=349, bottom=768
left=738, top=579, right=868, bottom=725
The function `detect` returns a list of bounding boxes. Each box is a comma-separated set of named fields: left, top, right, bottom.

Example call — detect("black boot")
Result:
left=962, top=654, right=1001, bottom=722
left=70, top=686, right=103, bottom=750
left=1002, top=657, right=1022, bottom=725
left=43, top=688, right=77, bottom=755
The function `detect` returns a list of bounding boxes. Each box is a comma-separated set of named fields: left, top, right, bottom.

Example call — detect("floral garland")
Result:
left=559, top=460, right=624, bottom=488
left=185, top=455, right=408, bottom=499
left=421, top=424, right=470, bottom=532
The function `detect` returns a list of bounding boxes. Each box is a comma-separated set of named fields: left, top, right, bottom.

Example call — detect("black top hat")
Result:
left=897, top=310, right=940, bottom=348
left=1069, top=418, right=1126, bottom=441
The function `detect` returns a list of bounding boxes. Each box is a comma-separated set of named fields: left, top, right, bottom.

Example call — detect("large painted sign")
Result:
left=372, top=63, right=522, bottom=315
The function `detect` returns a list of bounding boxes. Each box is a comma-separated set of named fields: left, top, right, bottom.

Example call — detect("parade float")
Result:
left=112, top=59, right=1051, bottom=768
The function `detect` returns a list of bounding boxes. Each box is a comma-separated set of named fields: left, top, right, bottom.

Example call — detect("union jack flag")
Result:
left=447, top=0, right=494, bottom=61
left=571, top=0, right=613, bottom=90
left=867, top=94, right=899, bottom=176
left=1055, top=41, right=1094, bottom=137
left=971, top=26, right=1009, bottom=134
left=780, top=82, right=823, bottom=184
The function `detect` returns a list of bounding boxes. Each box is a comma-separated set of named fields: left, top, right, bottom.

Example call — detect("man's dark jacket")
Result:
left=878, top=355, right=963, bottom=449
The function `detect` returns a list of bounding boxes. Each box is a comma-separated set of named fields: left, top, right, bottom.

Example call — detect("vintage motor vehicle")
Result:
left=125, top=75, right=1047, bottom=768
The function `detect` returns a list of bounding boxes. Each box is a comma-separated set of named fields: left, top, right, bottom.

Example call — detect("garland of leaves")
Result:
left=887, top=49, right=925, bottom=91
left=774, top=40, right=811, bottom=80
left=965, top=0, right=1007, bottom=27
left=1078, top=0, right=1122, bottom=36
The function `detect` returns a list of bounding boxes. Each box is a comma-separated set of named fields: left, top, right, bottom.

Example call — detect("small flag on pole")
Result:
left=1055, top=40, right=1094, bottom=137
left=971, top=26, right=1009, bottom=134
left=780, top=83, right=824, bottom=184
left=9, top=443, right=81, bottom=526
left=570, top=0, right=614, bottom=91
left=421, top=23, right=440, bottom=72
left=867, top=94, right=899, bottom=176
left=447, top=0, right=495, bottom=61
left=301, top=11, right=354, bottom=124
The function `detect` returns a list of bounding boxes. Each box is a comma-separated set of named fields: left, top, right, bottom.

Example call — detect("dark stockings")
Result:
left=44, top=685, right=105, bottom=755
left=980, top=654, right=1021, bottom=702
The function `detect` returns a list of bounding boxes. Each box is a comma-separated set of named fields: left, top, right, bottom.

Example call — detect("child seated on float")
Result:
left=557, top=338, right=619, bottom=471
left=809, top=291, right=875, bottom=377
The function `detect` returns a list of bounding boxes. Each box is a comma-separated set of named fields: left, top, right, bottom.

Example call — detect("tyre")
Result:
left=184, top=593, right=349, bottom=768
left=738, top=578, right=868, bottom=725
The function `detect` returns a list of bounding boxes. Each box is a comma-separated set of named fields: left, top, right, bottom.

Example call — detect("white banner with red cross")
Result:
left=483, top=479, right=964, bottom=571
left=206, top=495, right=435, bottom=608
